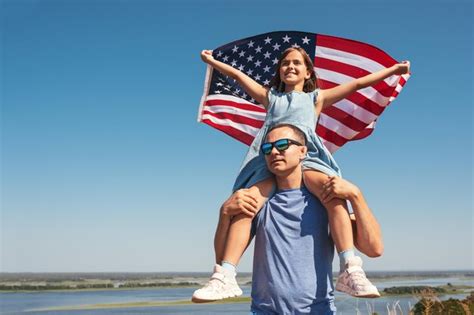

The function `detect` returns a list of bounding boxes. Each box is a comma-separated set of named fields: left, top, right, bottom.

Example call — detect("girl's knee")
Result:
left=303, top=170, right=330, bottom=198
left=251, top=178, right=274, bottom=197
left=303, top=170, right=330, bottom=185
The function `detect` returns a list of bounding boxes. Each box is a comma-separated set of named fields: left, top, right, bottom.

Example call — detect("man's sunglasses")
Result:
left=261, top=138, right=303, bottom=155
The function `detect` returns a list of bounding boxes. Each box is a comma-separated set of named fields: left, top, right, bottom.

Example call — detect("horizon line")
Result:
left=1, top=269, right=473, bottom=274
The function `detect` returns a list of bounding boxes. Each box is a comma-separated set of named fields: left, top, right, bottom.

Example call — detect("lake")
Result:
left=1, top=273, right=472, bottom=314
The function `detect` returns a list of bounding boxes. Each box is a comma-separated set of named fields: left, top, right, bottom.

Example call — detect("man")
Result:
left=217, top=124, right=383, bottom=313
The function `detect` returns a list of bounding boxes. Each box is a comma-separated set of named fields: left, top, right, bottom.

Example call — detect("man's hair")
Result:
left=267, top=124, right=307, bottom=145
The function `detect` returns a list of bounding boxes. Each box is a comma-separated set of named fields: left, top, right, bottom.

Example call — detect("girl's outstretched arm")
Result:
left=201, top=50, right=269, bottom=108
left=315, top=62, right=410, bottom=115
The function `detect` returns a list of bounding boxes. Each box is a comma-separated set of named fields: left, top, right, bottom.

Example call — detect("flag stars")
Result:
left=208, top=33, right=317, bottom=105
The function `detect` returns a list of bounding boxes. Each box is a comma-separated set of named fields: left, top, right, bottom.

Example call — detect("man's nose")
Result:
left=270, top=146, right=280, bottom=155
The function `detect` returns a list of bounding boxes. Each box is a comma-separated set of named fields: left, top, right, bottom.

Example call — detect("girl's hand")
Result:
left=201, top=50, right=214, bottom=64
left=393, top=61, right=410, bottom=75
left=321, top=176, right=360, bottom=204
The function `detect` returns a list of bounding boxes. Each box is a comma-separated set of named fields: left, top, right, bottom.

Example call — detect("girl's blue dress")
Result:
left=233, top=87, right=341, bottom=192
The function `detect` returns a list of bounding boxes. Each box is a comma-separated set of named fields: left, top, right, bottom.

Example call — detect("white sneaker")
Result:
left=191, top=264, right=243, bottom=303
left=335, top=256, right=380, bottom=298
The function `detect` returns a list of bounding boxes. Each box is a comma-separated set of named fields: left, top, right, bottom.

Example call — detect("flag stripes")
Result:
left=198, top=31, right=409, bottom=153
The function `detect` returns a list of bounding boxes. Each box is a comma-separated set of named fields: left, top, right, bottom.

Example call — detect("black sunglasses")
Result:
left=261, top=138, right=303, bottom=155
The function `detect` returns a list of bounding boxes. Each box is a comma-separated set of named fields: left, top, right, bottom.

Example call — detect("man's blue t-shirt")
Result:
left=251, top=187, right=336, bottom=315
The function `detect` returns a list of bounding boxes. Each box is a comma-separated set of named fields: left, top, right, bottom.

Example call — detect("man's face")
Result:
left=264, top=126, right=307, bottom=176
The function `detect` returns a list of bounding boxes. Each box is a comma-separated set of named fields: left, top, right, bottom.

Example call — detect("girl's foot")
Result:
left=335, top=256, right=380, bottom=298
left=191, top=264, right=243, bottom=303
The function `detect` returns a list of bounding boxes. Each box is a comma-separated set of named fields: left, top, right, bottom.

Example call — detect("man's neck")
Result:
left=275, top=168, right=303, bottom=190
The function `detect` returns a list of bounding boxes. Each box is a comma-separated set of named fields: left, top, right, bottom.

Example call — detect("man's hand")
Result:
left=321, top=176, right=360, bottom=204
left=221, top=189, right=259, bottom=218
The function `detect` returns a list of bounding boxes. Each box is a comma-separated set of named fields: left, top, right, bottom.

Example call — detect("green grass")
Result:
left=29, top=296, right=252, bottom=312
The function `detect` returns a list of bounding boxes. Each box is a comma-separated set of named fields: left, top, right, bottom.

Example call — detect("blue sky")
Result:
left=1, top=0, right=472, bottom=272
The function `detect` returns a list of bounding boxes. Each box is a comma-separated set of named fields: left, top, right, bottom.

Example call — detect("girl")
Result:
left=192, top=47, right=409, bottom=302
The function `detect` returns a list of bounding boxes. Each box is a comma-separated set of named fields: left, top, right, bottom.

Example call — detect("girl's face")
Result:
left=279, top=50, right=311, bottom=90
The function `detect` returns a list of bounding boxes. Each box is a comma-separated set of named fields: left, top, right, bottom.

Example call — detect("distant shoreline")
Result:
left=1, top=270, right=472, bottom=280
left=2, top=270, right=472, bottom=275
left=1, top=270, right=472, bottom=292
left=0, top=283, right=200, bottom=293
left=2, top=283, right=473, bottom=295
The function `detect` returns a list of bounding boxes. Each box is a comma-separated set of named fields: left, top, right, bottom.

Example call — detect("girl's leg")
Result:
left=221, top=177, right=274, bottom=266
left=214, top=210, right=231, bottom=264
left=303, top=171, right=353, bottom=253
left=303, top=170, right=380, bottom=298
left=192, top=177, right=273, bottom=303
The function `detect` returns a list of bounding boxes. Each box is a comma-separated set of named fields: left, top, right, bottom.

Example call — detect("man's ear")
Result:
left=299, top=146, right=308, bottom=160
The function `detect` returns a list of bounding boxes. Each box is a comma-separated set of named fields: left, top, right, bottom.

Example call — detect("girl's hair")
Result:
left=269, top=47, right=318, bottom=93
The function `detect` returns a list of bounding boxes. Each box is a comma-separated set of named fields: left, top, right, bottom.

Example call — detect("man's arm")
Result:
left=321, top=177, right=383, bottom=257
left=348, top=189, right=384, bottom=257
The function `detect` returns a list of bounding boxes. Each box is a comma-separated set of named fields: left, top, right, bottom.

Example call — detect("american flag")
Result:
left=198, top=31, right=410, bottom=153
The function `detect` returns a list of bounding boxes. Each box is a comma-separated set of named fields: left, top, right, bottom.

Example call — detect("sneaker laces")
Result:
left=201, top=273, right=225, bottom=292
left=345, top=268, right=374, bottom=289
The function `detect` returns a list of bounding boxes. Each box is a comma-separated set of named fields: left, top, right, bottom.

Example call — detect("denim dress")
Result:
left=232, top=87, right=341, bottom=192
